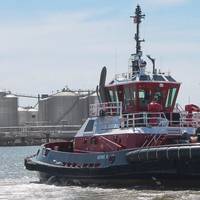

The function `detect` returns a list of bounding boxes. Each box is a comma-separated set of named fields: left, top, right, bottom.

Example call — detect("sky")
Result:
left=0, top=0, right=199, bottom=107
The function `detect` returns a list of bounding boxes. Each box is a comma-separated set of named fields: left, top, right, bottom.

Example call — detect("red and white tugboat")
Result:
left=25, top=5, right=200, bottom=187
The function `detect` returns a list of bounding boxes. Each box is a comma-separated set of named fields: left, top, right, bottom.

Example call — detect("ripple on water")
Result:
left=1, top=179, right=200, bottom=200
left=0, top=181, right=199, bottom=200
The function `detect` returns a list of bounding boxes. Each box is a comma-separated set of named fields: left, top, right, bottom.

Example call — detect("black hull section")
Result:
left=126, top=145, right=200, bottom=163
left=25, top=157, right=200, bottom=188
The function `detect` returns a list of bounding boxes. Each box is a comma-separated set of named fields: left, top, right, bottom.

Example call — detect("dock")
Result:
left=0, top=125, right=81, bottom=146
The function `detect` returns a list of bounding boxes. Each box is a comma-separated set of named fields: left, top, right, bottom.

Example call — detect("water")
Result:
left=0, top=146, right=200, bottom=200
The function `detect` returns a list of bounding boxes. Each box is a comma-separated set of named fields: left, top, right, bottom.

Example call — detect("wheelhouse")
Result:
left=106, top=74, right=180, bottom=113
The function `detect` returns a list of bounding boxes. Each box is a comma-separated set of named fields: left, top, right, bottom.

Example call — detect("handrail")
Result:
left=122, top=112, right=169, bottom=128
left=146, top=134, right=158, bottom=147
left=98, top=136, right=124, bottom=150
left=90, top=101, right=200, bottom=129
left=141, top=134, right=167, bottom=148
left=90, top=102, right=122, bottom=117
left=122, top=111, right=200, bottom=128
left=179, top=112, right=200, bottom=128
left=0, top=124, right=81, bottom=134
left=114, top=71, right=170, bottom=82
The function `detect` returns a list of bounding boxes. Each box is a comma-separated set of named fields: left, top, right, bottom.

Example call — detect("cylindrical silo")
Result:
left=38, top=91, right=98, bottom=126
left=18, top=107, right=27, bottom=126
left=0, top=94, right=18, bottom=127
left=28, top=108, right=38, bottom=124
left=18, top=107, right=38, bottom=126
left=47, top=91, right=81, bottom=125
left=38, top=96, right=49, bottom=125
left=39, top=91, right=83, bottom=125
left=80, top=92, right=98, bottom=122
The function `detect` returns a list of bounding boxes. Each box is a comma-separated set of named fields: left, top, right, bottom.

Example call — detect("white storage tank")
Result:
left=0, top=93, right=18, bottom=127
left=80, top=92, right=98, bottom=122
left=39, top=91, right=81, bottom=125
left=18, top=107, right=38, bottom=126
left=38, top=95, right=49, bottom=124
left=38, top=91, right=97, bottom=125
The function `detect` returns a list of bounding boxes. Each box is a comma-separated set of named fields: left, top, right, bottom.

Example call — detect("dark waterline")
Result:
left=1, top=146, right=200, bottom=200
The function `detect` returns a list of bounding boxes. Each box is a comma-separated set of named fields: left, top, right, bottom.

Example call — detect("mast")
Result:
left=131, top=5, right=145, bottom=58
left=131, top=6, right=157, bottom=75
left=130, top=5, right=146, bottom=75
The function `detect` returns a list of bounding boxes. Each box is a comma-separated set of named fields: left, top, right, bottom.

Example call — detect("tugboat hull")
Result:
left=25, top=144, right=200, bottom=188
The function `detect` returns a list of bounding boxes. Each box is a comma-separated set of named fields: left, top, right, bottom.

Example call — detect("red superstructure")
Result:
left=73, top=5, right=200, bottom=153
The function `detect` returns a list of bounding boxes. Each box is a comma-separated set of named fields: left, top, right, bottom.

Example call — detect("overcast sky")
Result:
left=0, top=0, right=199, bottom=107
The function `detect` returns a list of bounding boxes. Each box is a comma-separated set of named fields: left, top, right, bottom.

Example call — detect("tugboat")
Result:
left=25, top=5, right=200, bottom=187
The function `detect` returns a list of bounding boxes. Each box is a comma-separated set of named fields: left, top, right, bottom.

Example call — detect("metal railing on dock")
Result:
left=0, top=124, right=81, bottom=146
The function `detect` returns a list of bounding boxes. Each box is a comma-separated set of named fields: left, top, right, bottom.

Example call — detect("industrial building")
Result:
left=0, top=89, right=96, bottom=127
left=0, top=89, right=96, bottom=145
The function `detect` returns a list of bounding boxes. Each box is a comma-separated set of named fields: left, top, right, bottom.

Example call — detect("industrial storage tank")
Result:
left=80, top=92, right=98, bottom=122
left=18, top=107, right=38, bottom=126
left=38, top=95, right=49, bottom=125
left=38, top=90, right=98, bottom=125
left=0, top=93, right=18, bottom=127
left=39, top=91, right=81, bottom=125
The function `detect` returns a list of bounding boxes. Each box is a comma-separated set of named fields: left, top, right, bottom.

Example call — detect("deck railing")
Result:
left=179, top=112, right=200, bottom=127
left=114, top=72, right=133, bottom=81
left=122, top=112, right=169, bottom=128
left=89, top=102, right=122, bottom=117
left=122, top=112, right=200, bottom=128
left=141, top=134, right=167, bottom=148
left=114, top=71, right=154, bottom=81
left=90, top=101, right=200, bottom=128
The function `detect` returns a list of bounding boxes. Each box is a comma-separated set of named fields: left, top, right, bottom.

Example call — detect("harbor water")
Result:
left=1, top=146, right=200, bottom=200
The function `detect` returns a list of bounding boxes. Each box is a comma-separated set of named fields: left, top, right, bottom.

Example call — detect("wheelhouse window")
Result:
left=139, top=89, right=151, bottom=108
left=139, top=90, right=145, bottom=99
left=165, top=88, right=177, bottom=108
left=153, top=91, right=162, bottom=103
left=108, top=89, right=118, bottom=102
left=124, top=88, right=131, bottom=104
left=165, top=76, right=176, bottom=82
left=130, top=88, right=136, bottom=101
left=84, top=120, right=95, bottom=132
left=139, top=89, right=145, bottom=108
left=124, top=87, right=136, bottom=108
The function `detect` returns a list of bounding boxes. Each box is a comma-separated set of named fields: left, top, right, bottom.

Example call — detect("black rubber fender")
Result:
left=179, top=146, right=191, bottom=160
left=167, top=147, right=179, bottom=160
left=156, top=147, right=168, bottom=160
left=126, top=150, right=139, bottom=162
left=190, top=146, right=200, bottom=159
left=147, top=148, right=157, bottom=161
left=138, top=149, right=148, bottom=161
left=126, top=145, right=200, bottom=163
